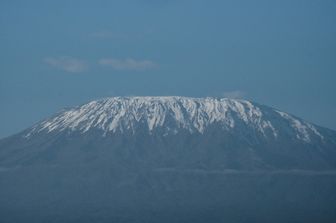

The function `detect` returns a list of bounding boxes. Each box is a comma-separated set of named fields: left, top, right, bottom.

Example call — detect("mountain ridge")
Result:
left=23, top=96, right=326, bottom=144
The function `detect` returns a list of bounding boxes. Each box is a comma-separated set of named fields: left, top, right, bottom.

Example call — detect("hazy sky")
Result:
left=1, top=0, right=336, bottom=138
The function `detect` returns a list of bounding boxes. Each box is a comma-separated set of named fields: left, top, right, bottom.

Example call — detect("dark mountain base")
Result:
left=1, top=166, right=336, bottom=223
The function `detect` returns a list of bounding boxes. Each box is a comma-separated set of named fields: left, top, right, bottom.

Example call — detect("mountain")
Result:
left=2, top=96, right=336, bottom=170
left=1, top=96, right=336, bottom=223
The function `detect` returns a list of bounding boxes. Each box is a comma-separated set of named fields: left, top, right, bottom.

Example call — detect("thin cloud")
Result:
left=222, top=90, right=246, bottom=99
left=44, top=57, right=88, bottom=73
left=99, top=58, right=157, bottom=71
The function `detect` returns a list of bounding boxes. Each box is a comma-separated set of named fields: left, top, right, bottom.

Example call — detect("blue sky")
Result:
left=1, top=0, right=336, bottom=138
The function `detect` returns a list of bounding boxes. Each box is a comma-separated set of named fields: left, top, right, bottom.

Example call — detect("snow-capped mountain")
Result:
left=1, top=96, right=336, bottom=170
left=26, top=96, right=323, bottom=143
left=1, top=96, right=336, bottom=223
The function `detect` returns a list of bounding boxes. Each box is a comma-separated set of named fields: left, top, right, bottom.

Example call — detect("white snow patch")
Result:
left=24, top=96, right=321, bottom=143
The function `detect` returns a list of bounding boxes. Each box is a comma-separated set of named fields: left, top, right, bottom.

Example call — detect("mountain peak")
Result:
left=25, top=96, right=323, bottom=143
